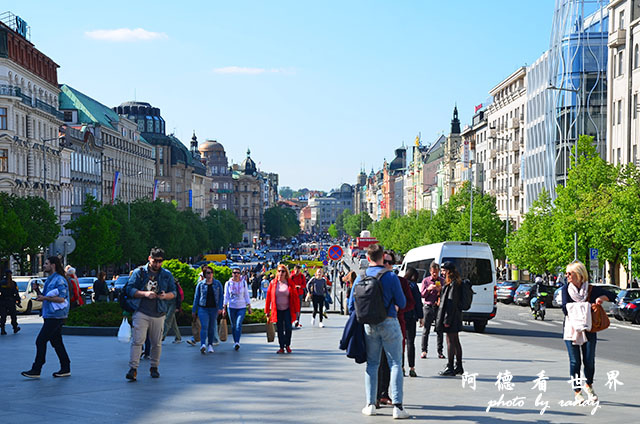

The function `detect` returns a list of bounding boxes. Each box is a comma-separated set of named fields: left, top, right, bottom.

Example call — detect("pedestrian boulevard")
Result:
left=1, top=313, right=637, bottom=423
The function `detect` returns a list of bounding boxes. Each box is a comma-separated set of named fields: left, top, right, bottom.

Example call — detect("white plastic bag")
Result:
left=117, top=317, right=131, bottom=343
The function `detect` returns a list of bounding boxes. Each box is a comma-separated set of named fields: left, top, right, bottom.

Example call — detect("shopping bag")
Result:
left=266, top=321, right=275, bottom=343
left=219, top=317, right=228, bottom=342
left=117, top=317, right=131, bottom=343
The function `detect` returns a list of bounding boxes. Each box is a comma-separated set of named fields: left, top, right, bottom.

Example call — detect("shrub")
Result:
left=66, top=302, right=125, bottom=327
left=163, top=259, right=199, bottom=304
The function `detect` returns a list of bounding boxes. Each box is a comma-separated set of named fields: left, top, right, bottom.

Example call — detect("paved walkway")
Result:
left=1, top=313, right=637, bottom=423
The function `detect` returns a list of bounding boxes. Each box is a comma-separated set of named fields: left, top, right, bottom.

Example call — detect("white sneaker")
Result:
left=319, top=322, right=325, bottom=328
left=393, top=406, right=410, bottom=419
left=311, top=317, right=316, bottom=326
left=361, top=404, right=376, bottom=416
left=575, top=391, right=585, bottom=403
left=207, top=344, right=215, bottom=353
left=200, top=344, right=207, bottom=354
left=213, top=340, right=220, bottom=346
left=584, top=385, right=598, bottom=401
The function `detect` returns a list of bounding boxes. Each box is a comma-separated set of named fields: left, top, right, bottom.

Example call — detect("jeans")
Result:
left=565, top=331, right=597, bottom=387
left=421, top=305, right=443, bottom=354
left=32, top=318, right=70, bottom=372
left=198, top=307, right=219, bottom=347
left=276, top=308, right=292, bottom=349
left=364, top=318, right=403, bottom=405
left=228, top=307, right=246, bottom=344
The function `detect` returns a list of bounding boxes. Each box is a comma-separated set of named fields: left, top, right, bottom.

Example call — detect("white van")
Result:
left=400, top=241, right=497, bottom=332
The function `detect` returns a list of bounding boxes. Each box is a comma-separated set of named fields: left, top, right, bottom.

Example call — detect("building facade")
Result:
left=232, top=150, right=262, bottom=245
left=198, top=138, right=234, bottom=212
left=607, top=0, right=640, bottom=166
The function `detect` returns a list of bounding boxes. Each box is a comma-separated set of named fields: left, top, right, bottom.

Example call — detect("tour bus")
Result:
left=400, top=241, right=497, bottom=333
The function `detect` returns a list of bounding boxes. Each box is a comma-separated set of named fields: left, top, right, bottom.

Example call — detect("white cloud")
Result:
left=85, top=28, right=168, bottom=42
left=213, top=66, right=295, bottom=75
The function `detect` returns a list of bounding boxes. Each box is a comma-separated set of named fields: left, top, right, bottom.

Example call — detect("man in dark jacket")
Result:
left=0, top=270, right=21, bottom=335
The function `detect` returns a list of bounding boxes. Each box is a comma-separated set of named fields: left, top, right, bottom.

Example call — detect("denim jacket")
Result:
left=42, top=273, right=70, bottom=319
left=126, top=264, right=176, bottom=315
left=193, top=279, right=224, bottom=315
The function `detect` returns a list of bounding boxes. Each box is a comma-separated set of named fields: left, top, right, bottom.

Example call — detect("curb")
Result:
left=62, top=323, right=267, bottom=337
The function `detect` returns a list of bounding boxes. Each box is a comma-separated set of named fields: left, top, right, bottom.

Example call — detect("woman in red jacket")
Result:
left=265, top=264, right=300, bottom=354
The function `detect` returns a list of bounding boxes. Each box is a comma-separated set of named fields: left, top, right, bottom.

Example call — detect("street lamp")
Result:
left=124, top=171, right=142, bottom=272
left=40, top=131, right=69, bottom=202
left=547, top=84, right=581, bottom=261
left=488, top=134, right=513, bottom=269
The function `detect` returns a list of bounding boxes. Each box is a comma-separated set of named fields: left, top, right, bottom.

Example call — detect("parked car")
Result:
left=552, top=286, right=563, bottom=308
left=513, top=284, right=534, bottom=306
left=77, top=277, right=96, bottom=297
left=496, top=280, right=523, bottom=304
left=13, top=276, right=44, bottom=314
left=611, top=288, right=640, bottom=321
left=111, top=274, right=129, bottom=300
left=591, top=284, right=621, bottom=315
left=620, top=298, right=640, bottom=324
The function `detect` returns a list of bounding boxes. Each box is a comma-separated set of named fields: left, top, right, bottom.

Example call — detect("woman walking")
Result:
left=403, top=267, right=423, bottom=377
left=265, top=264, right=300, bottom=354
left=192, top=265, right=224, bottom=354
left=223, top=267, right=252, bottom=350
left=562, top=260, right=615, bottom=402
left=308, top=269, right=328, bottom=327
left=93, top=271, right=109, bottom=303
left=435, top=261, right=464, bottom=376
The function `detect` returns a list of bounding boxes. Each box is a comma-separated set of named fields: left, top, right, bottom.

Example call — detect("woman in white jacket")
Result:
left=223, top=267, right=252, bottom=350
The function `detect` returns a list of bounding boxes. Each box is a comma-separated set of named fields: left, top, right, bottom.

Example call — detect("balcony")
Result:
left=510, top=140, right=520, bottom=152
left=0, top=84, right=21, bottom=97
left=608, top=29, right=626, bottom=48
left=513, top=162, right=520, bottom=175
left=490, top=168, right=497, bottom=179
left=508, top=117, right=520, bottom=129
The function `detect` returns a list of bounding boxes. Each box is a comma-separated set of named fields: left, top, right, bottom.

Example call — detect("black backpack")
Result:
left=353, top=269, right=390, bottom=325
left=460, top=279, right=474, bottom=311
left=119, top=267, right=147, bottom=313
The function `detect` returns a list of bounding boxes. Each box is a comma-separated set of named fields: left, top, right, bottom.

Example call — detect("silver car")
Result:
left=13, top=276, right=45, bottom=314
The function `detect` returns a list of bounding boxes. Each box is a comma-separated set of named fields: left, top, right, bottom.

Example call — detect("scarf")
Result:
left=568, top=280, right=589, bottom=303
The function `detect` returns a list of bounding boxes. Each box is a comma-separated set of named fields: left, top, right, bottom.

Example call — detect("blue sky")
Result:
left=15, top=0, right=553, bottom=191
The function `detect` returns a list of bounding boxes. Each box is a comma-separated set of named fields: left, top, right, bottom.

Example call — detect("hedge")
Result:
left=67, top=301, right=267, bottom=327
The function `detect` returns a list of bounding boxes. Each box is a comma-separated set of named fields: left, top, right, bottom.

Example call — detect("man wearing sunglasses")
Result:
left=125, top=247, right=176, bottom=381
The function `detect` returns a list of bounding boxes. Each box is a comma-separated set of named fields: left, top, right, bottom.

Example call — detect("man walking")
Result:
left=125, top=248, right=176, bottom=381
left=348, top=244, right=409, bottom=419
left=420, top=261, right=444, bottom=359
left=21, top=256, right=71, bottom=378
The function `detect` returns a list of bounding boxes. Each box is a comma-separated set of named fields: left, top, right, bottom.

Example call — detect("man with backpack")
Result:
left=347, top=244, right=409, bottom=419
left=123, top=247, right=176, bottom=381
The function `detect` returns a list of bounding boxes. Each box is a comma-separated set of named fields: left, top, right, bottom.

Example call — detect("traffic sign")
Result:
left=322, top=259, right=329, bottom=266
left=589, top=248, right=598, bottom=269
left=328, top=245, right=344, bottom=261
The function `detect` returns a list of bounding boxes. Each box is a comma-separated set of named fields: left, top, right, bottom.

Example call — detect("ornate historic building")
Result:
left=232, top=149, right=262, bottom=245
left=199, top=137, right=234, bottom=212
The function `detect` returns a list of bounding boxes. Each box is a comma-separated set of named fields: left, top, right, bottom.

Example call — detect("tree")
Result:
left=264, top=206, right=300, bottom=239
left=9, top=195, right=60, bottom=274
left=66, top=195, right=121, bottom=270
left=0, top=194, right=27, bottom=266
left=205, top=209, right=244, bottom=252
left=279, top=186, right=293, bottom=199
left=327, top=223, right=338, bottom=239
left=344, top=211, right=372, bottom=238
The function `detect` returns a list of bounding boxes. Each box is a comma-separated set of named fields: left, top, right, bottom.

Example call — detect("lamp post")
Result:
left=547, top=84, right=581, bottom=261
left=124, top=171, right=142, bottom=272
left=489, top=135, right=513, bottom=269
left=40, top=134, right=66, bottom=203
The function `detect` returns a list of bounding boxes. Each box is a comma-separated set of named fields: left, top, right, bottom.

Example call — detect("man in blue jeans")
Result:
left=348, top=244, right=409, bottom=419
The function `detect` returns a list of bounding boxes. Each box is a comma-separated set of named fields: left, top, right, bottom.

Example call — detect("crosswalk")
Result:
left=490, top=318, right=640, bottom=331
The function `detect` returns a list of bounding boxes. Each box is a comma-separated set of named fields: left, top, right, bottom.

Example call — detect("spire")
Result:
left=450, top=105, right=461, bottom=134
left=190, top=131, right=198, bottom=155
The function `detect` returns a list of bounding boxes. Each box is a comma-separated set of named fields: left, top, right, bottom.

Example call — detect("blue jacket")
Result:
left=193, top=279, right=224, bottom=315
left=42, top=273, right=70, bottom=319
left=339, top=310, right=367, bottom=364
left=347, top=266, right=406, bottom=318
left=126, top=264, right=176, bottom=314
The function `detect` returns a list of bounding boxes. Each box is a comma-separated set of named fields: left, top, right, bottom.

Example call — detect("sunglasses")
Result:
left=232, top=271, right=240, bottom=274
left=383, top=259, right=394, bottom=265
left=204, top=271, right=212, bottom=275
left=277, top=270, right=287, bottom=273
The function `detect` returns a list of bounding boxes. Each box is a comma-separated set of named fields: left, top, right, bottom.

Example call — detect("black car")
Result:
left=496, top=281, right=522, bottom=304
left=111, top=274, right=129, bottom=300
left=620, top=298, right=640, bottom=324
left=611, top=289, right=640, bottom=321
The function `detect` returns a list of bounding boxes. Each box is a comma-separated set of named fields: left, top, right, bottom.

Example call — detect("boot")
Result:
left=454, top=363, right=464, bottom=375
left=13, top=326, right=20, bottom=334
left=438, top=365, right=456, bottom=376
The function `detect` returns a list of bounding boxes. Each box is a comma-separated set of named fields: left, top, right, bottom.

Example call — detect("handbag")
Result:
left=219, top=317, right=228, bottom=342
left=266, top=321, right=275, bottom=343
left=587, top=286, right=610, bottom=332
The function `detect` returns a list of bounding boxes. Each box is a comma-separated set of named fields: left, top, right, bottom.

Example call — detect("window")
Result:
left=618, top=51, right=624, bottom=77
left=635, top=44, right=639, bottom=69
left=618, top=100, right=623, bottom=124
left=64, top=111, right=73, bottom=122
left=634, top=94, right=638, bottom=120
left=0, top=107, right=7, bottom=130
left=620, top=10, right=625, bottom=31
left=0, top=149, right=7, bottom=172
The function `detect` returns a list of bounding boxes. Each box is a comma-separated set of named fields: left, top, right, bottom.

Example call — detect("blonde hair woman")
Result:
left=561, top=260, right=615, bottom=403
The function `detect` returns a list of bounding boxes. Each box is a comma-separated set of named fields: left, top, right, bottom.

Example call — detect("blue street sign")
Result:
left=590, top=248, right=598, bottom=260
left=322, top=259, right=328, bottom=266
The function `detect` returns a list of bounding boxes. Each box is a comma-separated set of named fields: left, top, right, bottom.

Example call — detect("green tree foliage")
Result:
left=3, top=195, right=60, bottom=274
left=370, top=182, right=505, bottom=257
left=0, top=194, right=27, bottom=266
left=66, top=195, right=121, bottom=270
left=335, top=209, right=352, bottom=235
left=264, top=206, right=300, bottom=238
left=327, top=223, right=338, bottom=238
left=163, top=259, right=200, bottom=304
left=344, top=211, right=373, bottom=238
left=506, top=190, right=559, bottom=274
left=205, top=209, right=244, bottom=253
left=279, top=186, right=293, bottom=199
